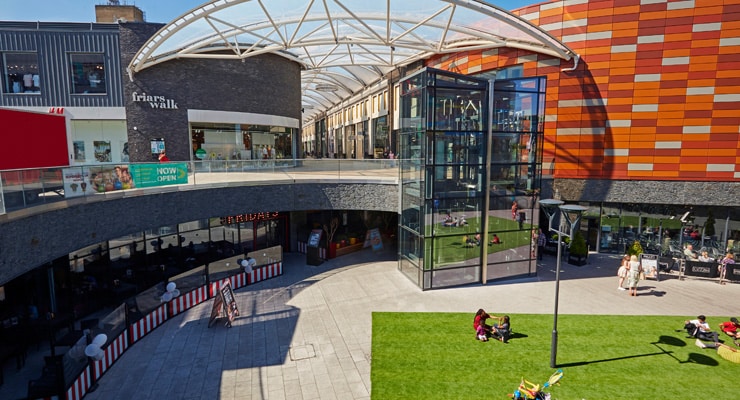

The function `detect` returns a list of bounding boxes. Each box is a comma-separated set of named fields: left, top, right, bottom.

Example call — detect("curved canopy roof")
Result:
left=128, top=0, right=574, bottom=123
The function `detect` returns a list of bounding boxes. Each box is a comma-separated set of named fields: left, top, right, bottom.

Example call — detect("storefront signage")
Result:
left=220, top=212, right=280, bottom=225
left=129, top=162, right=188, bottom=188
left=208, top=281, right=239, bottom=328
left=132, top=92, right=178, bottom=109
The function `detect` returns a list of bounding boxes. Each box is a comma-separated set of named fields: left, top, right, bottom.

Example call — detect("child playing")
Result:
left=476, top=322, right=489, bottom=342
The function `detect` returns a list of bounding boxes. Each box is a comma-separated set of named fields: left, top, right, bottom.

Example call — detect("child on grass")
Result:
left=476, top=322, right=488, bottom=342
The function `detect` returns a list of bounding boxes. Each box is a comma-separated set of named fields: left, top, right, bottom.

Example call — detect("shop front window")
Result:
left=70, top=53, right=106, bottom=94
left=3, top=52, right=40, bottom=94
left=373, top=116, right=388, bottom=158
left=190, top=123, right=294, bottom=165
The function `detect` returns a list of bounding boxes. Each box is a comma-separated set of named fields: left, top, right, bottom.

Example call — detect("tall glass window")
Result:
left=70, top=53, right=106, bottom=94
left=3, top=52, right=40, bottom=94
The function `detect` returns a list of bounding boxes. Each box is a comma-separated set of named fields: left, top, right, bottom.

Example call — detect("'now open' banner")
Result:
left=130, top=162, right=188, bottom=188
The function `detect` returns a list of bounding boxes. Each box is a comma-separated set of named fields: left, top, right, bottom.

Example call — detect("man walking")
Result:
left=536, top=228, right=547, bottom=261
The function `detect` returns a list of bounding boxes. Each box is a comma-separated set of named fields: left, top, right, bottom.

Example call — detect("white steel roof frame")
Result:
left=127, top=0, right=574, bottom=123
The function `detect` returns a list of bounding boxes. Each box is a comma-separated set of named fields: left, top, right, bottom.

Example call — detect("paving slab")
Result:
left=5, top=249, right=738, bottom=400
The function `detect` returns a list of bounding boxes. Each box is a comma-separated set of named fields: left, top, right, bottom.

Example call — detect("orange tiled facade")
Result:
left=427, top=0, right=740, bottom=182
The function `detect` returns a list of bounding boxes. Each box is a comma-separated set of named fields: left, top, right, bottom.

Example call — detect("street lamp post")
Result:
left=539, top=199, right=587, bottom=368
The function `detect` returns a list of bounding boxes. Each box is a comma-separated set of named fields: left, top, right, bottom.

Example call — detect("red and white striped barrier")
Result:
left=297, top=242, right=327, bottom=259
left=230, top=273, right=247, bottom=290
left=93, top=331, right=129, bottom=379
left=169, top=285, right=209, bottom=317
left=246, top=262, right=282, bottom=284
left=210, top=278, right=233, bottom=297
left=65, top=366, right=91, bottom=400
left=129, top=304, right=167, bottom=343
left=209, top=262, right=283, bottom=295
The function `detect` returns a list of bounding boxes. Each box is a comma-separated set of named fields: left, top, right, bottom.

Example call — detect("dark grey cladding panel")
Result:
left=0, top=182, right=397, bottom=285
left=0, top=26, right=124, bottom=107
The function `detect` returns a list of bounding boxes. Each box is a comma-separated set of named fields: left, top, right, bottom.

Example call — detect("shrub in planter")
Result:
left=626, top=240, right=643, bottom=258
left=567, top=231, right=588, bottom=266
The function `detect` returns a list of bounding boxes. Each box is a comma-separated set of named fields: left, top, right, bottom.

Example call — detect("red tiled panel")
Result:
left=431, top=1, right=740, bottom=182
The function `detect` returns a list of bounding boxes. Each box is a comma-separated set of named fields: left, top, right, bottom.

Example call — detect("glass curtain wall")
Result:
left=486, top=77, right=546, bottom=281
left=399, top=68, right=488, bottom=289
left=399, top=67, right=546, bottom=290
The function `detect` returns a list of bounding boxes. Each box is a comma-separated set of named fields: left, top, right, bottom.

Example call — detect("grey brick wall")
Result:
left=119, top=23, right=302, bottom=162
left=0, top=182, right=397, bottom=285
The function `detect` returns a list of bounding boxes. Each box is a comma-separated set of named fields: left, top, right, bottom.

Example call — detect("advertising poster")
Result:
left=73, top=141, right=86, bottom=162
left=364, top=228, right=383, bottom=251
left=94, top=140, right=111, bottom=162
left=640, top=253, right=658, bottom=280
left=63, top=165, right=136, bottom=198
left=150, top=138, right=165, bottom=155
left=308, top=229, right=322, bottom=247
left=129, top=162, right=188, bottom=188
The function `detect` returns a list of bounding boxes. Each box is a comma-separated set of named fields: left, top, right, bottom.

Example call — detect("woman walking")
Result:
left=627, top=255, right=642, bottom=296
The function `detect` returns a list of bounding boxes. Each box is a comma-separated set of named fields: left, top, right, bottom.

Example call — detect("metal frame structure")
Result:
left=126, top=0, right=575, bottom=123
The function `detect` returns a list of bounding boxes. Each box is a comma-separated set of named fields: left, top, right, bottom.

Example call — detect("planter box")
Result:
left=336, top=242, right=364, bottom=257
left=567, top=254, right=588, bottom=266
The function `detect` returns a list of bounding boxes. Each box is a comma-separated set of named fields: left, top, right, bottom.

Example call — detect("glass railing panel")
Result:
left=1, top=159, right=401, bottom=215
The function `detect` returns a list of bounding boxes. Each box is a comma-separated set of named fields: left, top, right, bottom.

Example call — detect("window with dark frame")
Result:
left=70, top=53, right=106, bottom=94
left=3, top=52, right=41, bottom=94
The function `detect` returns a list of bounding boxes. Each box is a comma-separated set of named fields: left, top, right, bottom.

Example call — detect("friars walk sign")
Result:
left=132, top=92, right=178, bottom=109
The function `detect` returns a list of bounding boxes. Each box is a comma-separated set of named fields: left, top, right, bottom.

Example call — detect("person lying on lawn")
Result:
left=684, top=315, right=719, bottom=343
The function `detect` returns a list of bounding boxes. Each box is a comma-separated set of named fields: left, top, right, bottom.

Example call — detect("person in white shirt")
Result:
left=683, top=244, right=698, bottom=260
left=685, top=315, right=719, bottom=343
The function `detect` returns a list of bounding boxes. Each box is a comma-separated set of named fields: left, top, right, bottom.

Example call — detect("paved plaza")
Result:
left=3, top=249, right=738, bottom=399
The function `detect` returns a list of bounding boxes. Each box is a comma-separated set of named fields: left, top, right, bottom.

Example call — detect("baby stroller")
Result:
left=509, top=369, right=563, bottom=400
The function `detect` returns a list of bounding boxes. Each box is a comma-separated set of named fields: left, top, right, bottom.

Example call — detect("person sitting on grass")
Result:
left=476, top=322, right=489, bottom=342
left=491, top=315, right=511, bottom=343
left=473, top=309, right=494, bottom=336
left=463, top=234, right=481, bottom=247
left=718, top=317, right=740, bottom=346
left=489, top=234, right=501, bottom=245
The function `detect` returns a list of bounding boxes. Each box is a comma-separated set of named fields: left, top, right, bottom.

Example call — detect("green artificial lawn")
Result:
left=371, top=313, right=740, bottom=399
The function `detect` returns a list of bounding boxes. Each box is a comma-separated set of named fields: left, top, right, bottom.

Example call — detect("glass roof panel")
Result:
left=128, top=0, right=574, bottom=124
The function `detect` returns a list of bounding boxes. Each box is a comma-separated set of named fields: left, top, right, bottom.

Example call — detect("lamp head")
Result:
left=539, top=199, right=564, bottom=220
left=560, top=204, right=588, bottom=235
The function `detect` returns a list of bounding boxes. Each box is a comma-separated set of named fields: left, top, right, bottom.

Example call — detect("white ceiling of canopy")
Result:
left=127, top=0, right=574, bottom=123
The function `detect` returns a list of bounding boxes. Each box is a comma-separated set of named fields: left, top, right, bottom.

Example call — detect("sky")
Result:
left=3, top=0, right=537, bottom=24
